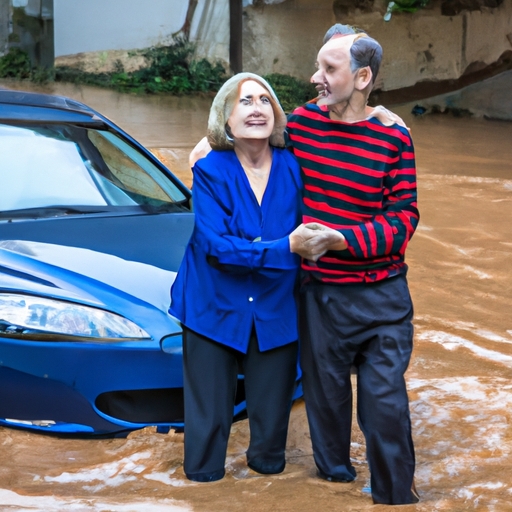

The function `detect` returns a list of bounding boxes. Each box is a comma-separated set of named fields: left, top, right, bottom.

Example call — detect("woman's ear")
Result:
left=225, top=123, right=234, bottom=142
left=355, top=66, right=373, bottom=91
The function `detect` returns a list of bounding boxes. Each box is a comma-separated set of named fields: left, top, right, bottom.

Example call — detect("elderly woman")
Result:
left=169, top=73, right=303, bottom=482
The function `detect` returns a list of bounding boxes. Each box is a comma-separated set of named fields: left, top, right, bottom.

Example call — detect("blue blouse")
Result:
left=169, top=148, right=302, bottom=353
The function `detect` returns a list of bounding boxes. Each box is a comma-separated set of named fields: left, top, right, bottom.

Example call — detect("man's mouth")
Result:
left=315, top=84, right=329, bottom=97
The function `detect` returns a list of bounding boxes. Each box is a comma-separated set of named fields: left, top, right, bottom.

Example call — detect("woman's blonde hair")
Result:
left=207, top=72, right=287, bottom=150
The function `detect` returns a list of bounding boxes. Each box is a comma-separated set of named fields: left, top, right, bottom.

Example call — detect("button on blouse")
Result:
left=169, top=148, right=302, bottom=353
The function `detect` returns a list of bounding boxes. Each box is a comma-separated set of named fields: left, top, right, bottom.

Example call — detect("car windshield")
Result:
left=0, top=123, right=187, bottom=215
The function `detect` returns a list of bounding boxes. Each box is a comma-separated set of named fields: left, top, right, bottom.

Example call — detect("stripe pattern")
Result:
left=286, top=103, right=419, bottom=284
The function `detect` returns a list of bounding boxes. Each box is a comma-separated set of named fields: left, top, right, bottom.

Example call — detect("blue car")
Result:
left=0, top=90, right=255, bottom=436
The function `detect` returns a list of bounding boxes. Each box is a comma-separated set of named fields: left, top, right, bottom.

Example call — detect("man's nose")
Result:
left=311, top=69, right=322, bottom=84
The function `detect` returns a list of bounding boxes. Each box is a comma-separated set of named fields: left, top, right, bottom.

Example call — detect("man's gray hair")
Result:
left=207, top=72, right=287, bottom=151
left=322, top=23, right=359, bottom=44
left=323, top=24, right=382, bottom=86
left=350, top=33, right=382, bottom=86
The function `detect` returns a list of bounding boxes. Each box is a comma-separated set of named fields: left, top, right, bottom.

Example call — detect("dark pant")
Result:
left=299, top=275, right=417, bottom=505
left=182, top=327, right=298, bottom=482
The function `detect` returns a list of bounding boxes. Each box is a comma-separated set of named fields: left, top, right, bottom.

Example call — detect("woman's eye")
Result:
left=261, top=97, right=270, bottom=104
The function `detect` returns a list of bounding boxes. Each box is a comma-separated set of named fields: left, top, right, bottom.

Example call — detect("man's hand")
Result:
left=367, top=105, right=409, bottom=130
left=189, top=137, right=212, bottom=169
left=290, top=223, right=347, bottom=261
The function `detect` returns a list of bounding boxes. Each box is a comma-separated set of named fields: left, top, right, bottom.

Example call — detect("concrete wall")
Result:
left=53, top=0, right=188, bottom=57
left=49, top=0, right=512, bottom=105
left=9, top=0, right=54, bottom=67
left=242, top=0, right=332, bottom=80
left=241, top=0, right=512, bottom=92
left=190, top=0, right=229, bottom=66
left=0, top=0, right=9, bottom=56
left=419, top=69, right=512, bottom=120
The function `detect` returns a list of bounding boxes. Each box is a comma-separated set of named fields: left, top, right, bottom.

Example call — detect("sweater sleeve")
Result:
left=339, top=133, right=419, bottom=259
left=192, top=159, right=298, bottom=272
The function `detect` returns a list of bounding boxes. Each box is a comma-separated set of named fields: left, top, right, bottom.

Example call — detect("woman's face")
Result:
left=227, top=80, right=275, bottom=143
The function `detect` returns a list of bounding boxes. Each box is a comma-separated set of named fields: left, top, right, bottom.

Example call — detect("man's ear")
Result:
left=355, top=66, right=373, bottom=91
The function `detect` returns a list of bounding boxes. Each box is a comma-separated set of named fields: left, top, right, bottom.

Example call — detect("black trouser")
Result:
left=299, top=275, right=417, bottom=505
left=182, top=327, right=298, bottom=481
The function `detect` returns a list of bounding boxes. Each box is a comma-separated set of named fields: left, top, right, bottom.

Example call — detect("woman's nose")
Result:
left=252, top=103, right=263, bottom=115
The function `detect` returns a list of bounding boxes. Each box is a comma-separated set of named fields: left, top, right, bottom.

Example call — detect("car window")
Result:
left=0, top=123, right=187, bottom=213
left=87, top=131, right=182, bottom=205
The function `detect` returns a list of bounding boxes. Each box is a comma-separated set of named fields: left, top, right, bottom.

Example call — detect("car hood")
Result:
left=0, top=240, right=177, bottom=315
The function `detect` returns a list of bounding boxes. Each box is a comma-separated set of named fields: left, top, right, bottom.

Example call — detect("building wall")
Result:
left=241, top=0, right=512, bottom=92
left=0, top=0, right=9, bottom=56
left=53, top=0, right=188, bottom=58
left=9, top=0, right=54, bottom=67
left=242, top=0, right=333, bottom=80
left=420, top=69, right=512, bottom=120
left=50, top=0, right=512, bottom=99
left=190, top=0, right=229, bottom=67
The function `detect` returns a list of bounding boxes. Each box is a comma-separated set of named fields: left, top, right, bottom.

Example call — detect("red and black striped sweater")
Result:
left=286, top=103, right=419, bottom=285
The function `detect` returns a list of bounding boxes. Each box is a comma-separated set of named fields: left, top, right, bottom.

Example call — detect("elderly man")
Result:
left=287, top=28, right=419, bottom=505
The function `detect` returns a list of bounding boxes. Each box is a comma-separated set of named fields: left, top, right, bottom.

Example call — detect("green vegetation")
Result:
left=392, top=0, right=430, bottom=12
left=0, top=47, right=55, bottom=83
left=263, top=73, right=317, bottom=113
left=56, top=38, right=227, bottom=94
left=384, top=0, right=430, bottom=20
left=0, top=38, right=226, bottom=93
left=0, top=48, right=32, bottom=79
left=0, top=40, right=317, bottom=110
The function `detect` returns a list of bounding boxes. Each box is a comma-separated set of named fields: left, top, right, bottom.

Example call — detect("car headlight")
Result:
left=0, top=293, right=150, bottom=341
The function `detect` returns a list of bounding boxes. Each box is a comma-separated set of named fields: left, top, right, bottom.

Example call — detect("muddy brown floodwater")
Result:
left=2, top=80, right=512, bottom=511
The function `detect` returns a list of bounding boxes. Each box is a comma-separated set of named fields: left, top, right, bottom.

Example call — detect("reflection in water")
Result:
left=2, top=81, right=512, bottom=511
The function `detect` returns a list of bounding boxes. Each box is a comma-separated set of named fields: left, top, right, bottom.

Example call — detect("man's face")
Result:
left=311, top=35, right=358, bottom=108
left=227, top=80, right=275, bottom=142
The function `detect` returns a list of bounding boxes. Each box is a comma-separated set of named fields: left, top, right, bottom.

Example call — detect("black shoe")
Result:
left=185, top=468, right=225, bottom=482
left=247, top=459, right=286, bottom=475
left=317, top=468, right=356, bottom=483
left=372, top=483, right=420, bottom=505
